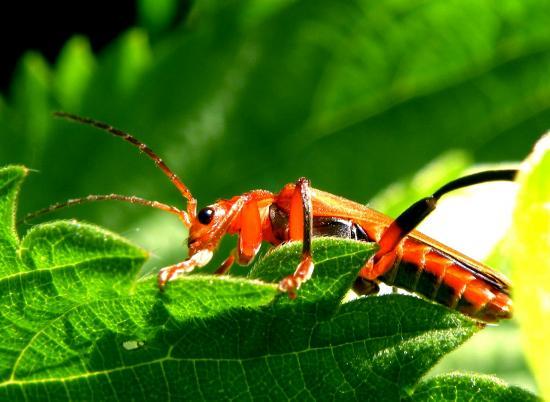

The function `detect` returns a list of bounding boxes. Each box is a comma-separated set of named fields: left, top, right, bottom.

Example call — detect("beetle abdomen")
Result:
left=379, top=238, right=512, bottom=322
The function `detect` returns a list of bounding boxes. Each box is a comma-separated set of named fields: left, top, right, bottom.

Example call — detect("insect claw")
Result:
left=156, top=250, right=214, bottom=290
left=278, top=276, right=299, bottom=297
left=157, top=264, right=190, bottom=288
left=278, top=257, right=314, bottom=298
left=157, top=268, right=174, bottom=290
left=157, top=264, right=185, bottom=290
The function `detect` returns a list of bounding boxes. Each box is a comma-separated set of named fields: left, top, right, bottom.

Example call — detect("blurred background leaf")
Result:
left=511, top=135, right=550, bottom=400
left=1, top=0, right=548, bottom=395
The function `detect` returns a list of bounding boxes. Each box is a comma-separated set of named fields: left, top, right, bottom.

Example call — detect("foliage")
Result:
left=2, top=1, right=550, bottom=229
left=1, top=0, right=549, bottom=400
left=511, top=135, right=550, bottom=400
left=0, top=165, right=538, bottom=401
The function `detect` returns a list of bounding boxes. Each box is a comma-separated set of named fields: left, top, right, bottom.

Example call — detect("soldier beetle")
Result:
left=26, top=112, right=516, bottom=322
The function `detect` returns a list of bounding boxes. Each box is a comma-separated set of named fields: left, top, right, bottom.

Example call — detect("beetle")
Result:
left=26, top=112, right=516, bottom=322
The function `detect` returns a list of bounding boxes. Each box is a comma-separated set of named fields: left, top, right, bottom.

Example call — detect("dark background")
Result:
left=0, top=1, right=198, bottom=92
left=0, top=2, right=135, bottom=91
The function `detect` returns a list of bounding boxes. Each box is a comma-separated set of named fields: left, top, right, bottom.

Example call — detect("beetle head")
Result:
left=187, top=200, right=235, bottom=256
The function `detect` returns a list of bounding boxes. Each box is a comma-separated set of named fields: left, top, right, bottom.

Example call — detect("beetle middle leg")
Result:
left=353, top=277, right=380, bottom=296
left=278, top=177, right=314, bottom=298
left=215, top=197, right=264, bottom=275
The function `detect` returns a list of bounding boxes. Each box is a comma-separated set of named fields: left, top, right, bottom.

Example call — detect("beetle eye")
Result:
left=197, top=207, right=215, bottom=225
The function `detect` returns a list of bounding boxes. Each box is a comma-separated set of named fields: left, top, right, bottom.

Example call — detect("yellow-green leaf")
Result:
left=511, top=134, right=550, bottom=400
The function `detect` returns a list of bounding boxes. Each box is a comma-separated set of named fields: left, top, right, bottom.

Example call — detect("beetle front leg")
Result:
left=158, top=249, right=214, bottom=289
left=278, top=177, right=314, bottom=298
left=158, top=195, right=257, bottom=289
left=214, top=251, right=236, bottom=275
left=353, top=277, right=380, bottom=296
left=215, top=197, right=265, bottom=275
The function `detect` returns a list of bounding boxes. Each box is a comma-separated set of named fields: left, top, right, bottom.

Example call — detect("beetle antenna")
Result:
left=53, top=112, right=197, bottom=218
left=20, top=194, right=191, bottom=227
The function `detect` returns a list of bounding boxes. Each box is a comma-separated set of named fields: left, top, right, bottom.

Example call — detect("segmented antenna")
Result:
left=21, top=194, right=188, bottom=225
left=53, top=112, right=196, bottom=217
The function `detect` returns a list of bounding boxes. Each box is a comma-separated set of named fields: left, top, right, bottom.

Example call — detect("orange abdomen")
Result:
left=376, top=237, right=512, bottom=322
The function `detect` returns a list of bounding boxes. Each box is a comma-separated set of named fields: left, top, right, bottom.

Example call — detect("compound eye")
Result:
left=197, top=207, right=215, bottom=225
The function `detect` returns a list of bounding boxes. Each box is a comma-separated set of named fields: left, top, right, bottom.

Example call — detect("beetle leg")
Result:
left=158, top=249, right=214, bottom=289
left=214, top=252, right=236, bottom=275
left=352, top=277, right=380, bottom=296
left=159, top=196, right=251, bottom=289
left=237, top=199, right=263, bottom=265
left=216, top=198, right=263, bottom=275
left=278, top=177, right=313, bottom=298
left=361, top=169, right=518, bottom=280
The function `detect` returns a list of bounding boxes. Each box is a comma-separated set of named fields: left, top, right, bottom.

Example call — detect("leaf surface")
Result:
left=412, top=373, right=540, bottom=401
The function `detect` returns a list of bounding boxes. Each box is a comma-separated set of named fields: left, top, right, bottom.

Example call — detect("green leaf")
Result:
left=138, top=0, right=179, bottom=35
left=0, top=165, right=509, bottom=400
left=412, top=373, right=540, bottom=401
left=249, top=239, right=372, bottom=306
left=9, top=54, right=52, bottom=166
left=511, top=134, right=550, bottom=400
left=0, top=166, right=27, bottom=271
left=1, top=0, right=546, bottom=396
left=54, top=36, right=95, bottom=110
